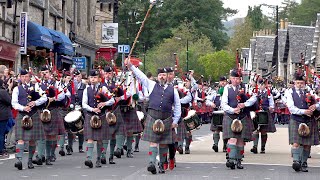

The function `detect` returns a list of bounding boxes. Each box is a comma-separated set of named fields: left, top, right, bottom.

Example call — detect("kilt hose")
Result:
left=109, top=107, right=126, bottom=136
left=42, top=108, right=65, bottom=136
left=84, top=112, right=111, bottom=141
left=222, top=114, right=254, bottom=142
left=289, top=118, right=319, bottom=146
left=255, top=111, right=277, bottom=133
left=142, top=109, right=173, bottom=144
left=120, top=106, right=143, bottom=134
left=15, top=111, right=45, bottom=141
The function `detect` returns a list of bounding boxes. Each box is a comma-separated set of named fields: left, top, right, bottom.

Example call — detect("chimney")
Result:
left=280, top=19, right=285, bottom=29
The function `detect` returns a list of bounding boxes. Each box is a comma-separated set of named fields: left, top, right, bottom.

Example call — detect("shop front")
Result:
left=0, top=39, right=20, bottom=70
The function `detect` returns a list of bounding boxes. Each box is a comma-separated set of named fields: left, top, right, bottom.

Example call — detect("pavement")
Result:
left=0, top=124, right=319, bottom=180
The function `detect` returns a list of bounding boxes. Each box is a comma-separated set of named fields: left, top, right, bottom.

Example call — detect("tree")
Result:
left=247, top=5, right=264, bottom=30
left=198, top=50, right=235, bottom=81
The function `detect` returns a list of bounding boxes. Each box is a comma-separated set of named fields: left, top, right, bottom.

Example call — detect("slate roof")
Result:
left=254, top=36, right=275, bottom=70
left=241, top=48, right=249, bottom=59
left=278, top=29, right=288, bottom=62
left=288, top=25, right=315, bottom=63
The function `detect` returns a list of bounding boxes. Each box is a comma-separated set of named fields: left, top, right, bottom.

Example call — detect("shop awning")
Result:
left=47, top=29, right=63, bottom=44
left=27, top=21, right=54, bottom=49
left=61, top=55, right=73, bottom=64
left=46, top=29, right=74, bottom=56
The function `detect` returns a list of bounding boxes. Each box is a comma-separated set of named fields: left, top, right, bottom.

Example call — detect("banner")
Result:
left=19, top=12, right=28, bottom=55
left=102, top=23, right=118, bottom=44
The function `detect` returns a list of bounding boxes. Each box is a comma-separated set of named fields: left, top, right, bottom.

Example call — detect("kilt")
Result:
left=121, top=106, right=143, bottom=134
left=289, top=119, right=319, bottom=146
left=176, top=120, right=188, bottom=142
left=193, top=102, right=212, bottom=114
left=222, top=114, right=253, bottom=142
left=84, top=111, right=111, bottom=141
left=142, top=109, right=173, bottom=144
left=108, top=107, right=126, bottom=136
left=15, top=111, right=45, bottom=141
left=210, top=112, right=224, bottom=132
left=255, top=111, right=276, bottom=133
left=42, top=108, right=65, bottom=136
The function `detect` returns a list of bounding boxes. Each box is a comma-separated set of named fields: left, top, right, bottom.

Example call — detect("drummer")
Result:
left=250, top=78, right=276, bottom=154
left=82, top=69, right=113, bottom=168
left=206, top=76, right=228, bottom=153
left=221, top=69, right=257, bottom=170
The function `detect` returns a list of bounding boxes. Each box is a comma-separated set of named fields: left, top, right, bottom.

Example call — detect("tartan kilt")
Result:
left=210, top=124, right=223, bottom=132
left=42, top=108, right=65, bottom=136
left=222, top=114, right=253, bottom=142
left=108, top=107, right=126, bottom=136
left=193, top=102, right=212, bottom=114
left=256, top=111, right=276, bottom=133
left=289, top=119, right=319, bottom=146
left=121, top=107, right=143, bottom=134
left=15, top=111, right=45, bottom=141
left=84, top=112, right=111, bottom=141
left=142, top=114, right=173, bottom=144
left=176, top=120, right=188, bottom=142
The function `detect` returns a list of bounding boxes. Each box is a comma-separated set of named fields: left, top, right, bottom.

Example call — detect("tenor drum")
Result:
left=64, top=110, right=84, bottom=132
left=211, top=110, right=224, bottom=126
left=183, top=110, right=201, bottom=132
left=255, top=111, right=269, bottom=125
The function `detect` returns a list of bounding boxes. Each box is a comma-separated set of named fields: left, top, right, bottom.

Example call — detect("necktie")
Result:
left=299, top=90, right=303, bottom=97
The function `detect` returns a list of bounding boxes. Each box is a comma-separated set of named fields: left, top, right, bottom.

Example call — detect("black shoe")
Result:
left=14, top=161, right=23, bottom=170
left=28, top=160, right=34, bottom=169
left=226, top=153, right=229, bottom=160
left=236, top=159, right=243, bottom=169
left=96, top=158, right=102, bottom=168
left=292, top=161, right=301, bottom=172
left=123, top=145, right=127, bottom=151
left=126, top=150, right=133, bottom=158
left=301, top=162, right=308, bottom=172
left=250, top=146, right=258, bottom=154
left=177, top=146, right=183, bottom=154
left=41, top=156, right=45, bottom=162
left=45, top=159, right=53, bottom=165
left=59, top=149, right=65, bottom=156
left=185, top=147, right=190, bottom=154
left=50, top=155, right=56, bottom=162
left=114, top=148, right=122, bottom=158
left=147, top=162, right=157, bottom=174
left=109, top=156, right=116, bottom=164
left=79, top=147, right=84, bottom=153
left=158, top=163, right=165, bottom=174
left=66, top=147, right=72, bottom=155
left=101, top=157, right=107, bottom=164
left=226, top=160, right=235, bottom=169
left=134, top=146, right=139, bottom=152
left=85, top=160, right=93, bottom=168
left=260, top=147, right=265, bottom=154
left=32, top=156, right=43, bottom=165
left=212, top=144, right=218, bottom=152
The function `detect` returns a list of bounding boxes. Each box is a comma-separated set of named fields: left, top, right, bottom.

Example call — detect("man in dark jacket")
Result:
left=0, top=79, right=12, bottom=158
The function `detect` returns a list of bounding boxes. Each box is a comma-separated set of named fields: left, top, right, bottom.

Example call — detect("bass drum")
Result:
left=64, top=110, right=84, bottom=133
left=183, top=110, right=201, bottom=132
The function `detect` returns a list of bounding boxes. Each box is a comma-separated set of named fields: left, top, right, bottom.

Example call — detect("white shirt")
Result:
left=130, top=65, right=181, bottom=124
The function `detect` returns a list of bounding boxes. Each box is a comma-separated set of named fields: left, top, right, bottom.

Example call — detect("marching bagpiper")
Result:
left=12, top=69, right=47, bottom=170
left=285, top=72, right=319, bottom=172
left=82, top=70, right=113, bottom=168
left=126, top=58, right=181, bottom=174
left=221, top=69, right=257, bottom=170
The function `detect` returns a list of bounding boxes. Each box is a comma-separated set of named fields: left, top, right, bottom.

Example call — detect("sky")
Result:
left=223, top=0, right=302, bottom=20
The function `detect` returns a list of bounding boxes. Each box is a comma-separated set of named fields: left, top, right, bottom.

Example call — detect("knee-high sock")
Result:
left=159, top=146, right=168, bottom=163
left=236, top=146, right=244, bottom=160
left=28, top=145, right=36, bottom=160
left=126, top=136, right=134, bottom=150
left=116, top=135, right=125, bottom=149
left=291, top=147, right=301, bottom=162
left=213, top=132, right=220, bottom=145
left=135, top=134, right=141, bottom=148
left=252, top=133, right=259, bottom=147
left=37, top=139, right=45, bottom=158
left=227, top=144, right=237, bottom=160
left=301, top=148, right=310, bottom=164
left=109, top=139, right=116, bottom=157
left=178, top=140, right=184, bottom=147
left=67, top=133, right=74, bottom=148
left=185, top=135, right=192, bottom=148
left=149, top=146, right=158, bottom=164
left=51, top=140, right=57, bottom=157
left=45, top=140, right=51, bottom=159
left=261, top=134, right=268, bottom=148
left=168, top=143, right=176, bottom=160
left=101, top=140, right=109, bottom=158
left=97, top=142, right=102, bottom=160
left=58, top=135, right=65, bottom=150
left=86, top=143, right=94, bottom=160
left=78, top=134, right=84, bottom=148
left=15, top=144, right=24, bottom=161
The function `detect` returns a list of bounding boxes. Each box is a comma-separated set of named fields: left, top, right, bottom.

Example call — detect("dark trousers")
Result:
left=67, top=132, right=84, bottom=148
left=0, top=120, right=8, bottom=154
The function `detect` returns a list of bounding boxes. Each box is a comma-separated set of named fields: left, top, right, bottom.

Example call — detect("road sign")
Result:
left=72, top=57, right=86, bottom=70
left=117, top=45, right=130, bottom=54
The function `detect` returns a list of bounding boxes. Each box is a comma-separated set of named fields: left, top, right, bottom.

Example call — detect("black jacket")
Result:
left=0, top=88, right=12, bottom=121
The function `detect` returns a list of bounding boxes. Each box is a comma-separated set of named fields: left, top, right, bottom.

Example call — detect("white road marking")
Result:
left=129, top=166, right=135, bottom=168
left=21, top=176, right=29, bottom=178
left=233, top=177, right=240, bottom=179
left=81, top=175, right=88, bottom=177
left=264, top=178, right=271, bottom=180
left=202, top=176, right=209, bottom=178
left=141, top=174, right=147, bottom=177
left=75, top=166, right=81, bottom=168
left=51, top=175, right=59, bottom=177
left=185, top=167, right=191, bottom=169
left=268, top=169, right=275, bottom=171
left=212, top=166, right=218, bottom=169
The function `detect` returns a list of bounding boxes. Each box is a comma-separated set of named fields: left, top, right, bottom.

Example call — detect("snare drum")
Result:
left=211, top=110, right=224, bottom=126
left=64, top=110, right=84, bottom=132
left=183, top=110, right=201, bottom=132
left=255, top=111, right=269, bottom=125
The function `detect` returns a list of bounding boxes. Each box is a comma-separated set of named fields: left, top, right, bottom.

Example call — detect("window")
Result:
left=108, top=3, right=112, bottom=12
left=100, top=3, right=103, bottom=12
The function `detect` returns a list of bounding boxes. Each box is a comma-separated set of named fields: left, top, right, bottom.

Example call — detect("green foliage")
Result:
left=247, top=5, right=263, bottom=30
left=227, top=18, right=254, bottom=52
left=198, top=50, right=235, bottom=81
